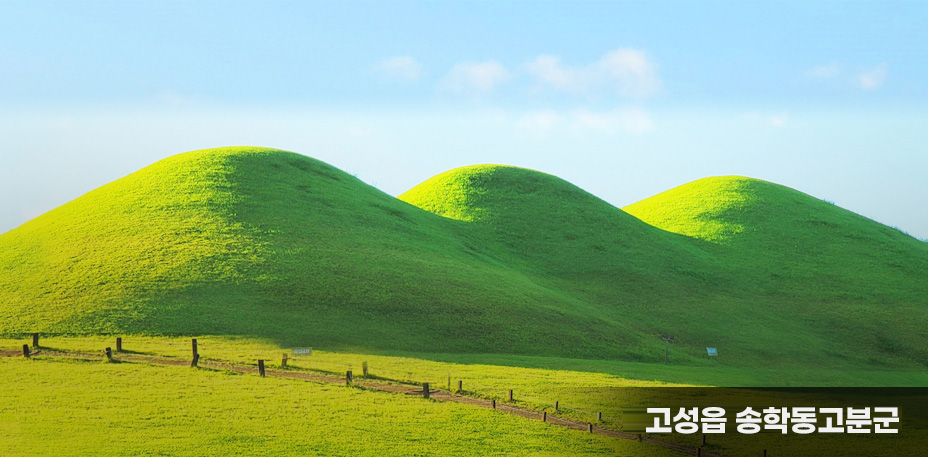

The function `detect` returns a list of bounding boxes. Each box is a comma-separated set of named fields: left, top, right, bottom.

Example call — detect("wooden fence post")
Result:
left=491, top=399, right=496, bottom=409
left=32, top=333, right=39, bottom=348
left=105, top=347, right=113, bottom=362
left=457, top=380, right=462, bottom=393
left=637, top=433, right=642, bottom=442
left=191, top=353, right=199, bottom=367
left=362, top=361, right=368, bottom=377
left=22, top=344, right=29, bottom=358
left=597, top=412, right=602, bottom=421
left=258, top=359, right=266, bottom=377
left=116, top=337, right=122, bottom=352
left=588, top=423, right=593, bottom=433
left=192, top=339, right=198, bottom=358
left=542, top=411, right=547, bottom=422
left=508, top=389, right=513, bottom=401
left=346, top=370, right=353, bottom=385
left=555, top=400, right=559, bottom=411
left=697, top=447, right=702, bottom=457
left=423, top=382, right=430, bottom=399
left=702, top=434, right=706, bottom=446
left=281, top=354, right=288, bottom=368
left=762, top=450, right=767, bottom=457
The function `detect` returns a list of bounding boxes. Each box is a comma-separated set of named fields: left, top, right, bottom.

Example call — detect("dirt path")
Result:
left=4, top=347, right=727, bottom=457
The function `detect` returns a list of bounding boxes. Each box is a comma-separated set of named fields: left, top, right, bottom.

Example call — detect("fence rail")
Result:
left=2, top=334, right=755, bottom=457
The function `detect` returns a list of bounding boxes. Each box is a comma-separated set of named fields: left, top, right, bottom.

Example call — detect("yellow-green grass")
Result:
left=4, top=336, right=924, bottom=457
left=5, top=335, right=926, bottom=427
left=0, top=356, right=688, bottom=457
left=2, top=148, right=927, bottom=378
left=0, top=335, right=684, bottom=428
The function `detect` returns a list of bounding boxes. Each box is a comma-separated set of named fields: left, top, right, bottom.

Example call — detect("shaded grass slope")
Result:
left=624, top=176, right=928, bottom=369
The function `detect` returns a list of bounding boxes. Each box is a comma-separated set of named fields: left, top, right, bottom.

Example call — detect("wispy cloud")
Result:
left=808, top=62, right=839, bottom=79
left=371, top=56, right=422, bottom=82
left=526, top=56, right=576, bottom=91
left=858, top=63, right=887, bottom=90
left=438, top=61, right=510, bottom=93
left=527, top=48, right=661, bottom=98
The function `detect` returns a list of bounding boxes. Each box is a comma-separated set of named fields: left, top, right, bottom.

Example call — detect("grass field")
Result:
left=1, top=357, right=685, bottom=457
left=3, top=335, right=924, bottom=457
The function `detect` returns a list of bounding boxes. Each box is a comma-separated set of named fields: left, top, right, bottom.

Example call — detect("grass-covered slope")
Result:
left=1, top=151, right=926, bottom=374
left=399, top=165, right=735, bottom=357
left=0, top=148, right=666, bottom=358
left=399, top=165, right=727, bottom=312
left=399, top=164, right=717, bottom=277
left=403, top=169, right=928, bottom=371
left=624, top=176, right=928, bottom=368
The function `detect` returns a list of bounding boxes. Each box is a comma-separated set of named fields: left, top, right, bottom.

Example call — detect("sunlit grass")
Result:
left=1, top=354, right=686, bottom=457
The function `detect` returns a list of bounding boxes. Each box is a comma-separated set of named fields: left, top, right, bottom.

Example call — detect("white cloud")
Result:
left=526, top=55, right=576, bottom=90
left=809, top=62, right=839, bottom=79
left=527, top=48, right=661, bottom=98
left=599, top=49, right=661, bottom=98
left=858, top=63, right=887, bottom=90
left=570, top=107, right=654, bottom=134
left=438, top=61, right=509, bottom=93
left=371, top=56, right=422, bottom=82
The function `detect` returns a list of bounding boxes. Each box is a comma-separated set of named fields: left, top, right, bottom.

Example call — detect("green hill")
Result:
left=623, top=176, right=928, bottom=368
left=399, top=165, right=727, bottom=317
left=0, top=147, right=667, bottom=358
left=1, top=148, right=926, bottom=374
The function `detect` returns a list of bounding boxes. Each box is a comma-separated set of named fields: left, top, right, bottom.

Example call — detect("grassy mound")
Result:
left=1, top=150, right=926, bottom=374
left=0, top=148, right=663, bottom=358
left=624, top=176, right=928, bottom=368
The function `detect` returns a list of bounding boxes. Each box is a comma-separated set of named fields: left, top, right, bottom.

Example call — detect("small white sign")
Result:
left=706, top=347, right=718, bottom=356
left=293, top=347, right=312, bottom=355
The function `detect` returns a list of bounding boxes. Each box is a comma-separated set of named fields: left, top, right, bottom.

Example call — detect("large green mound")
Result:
left=1, top=150, right=926, bottom=375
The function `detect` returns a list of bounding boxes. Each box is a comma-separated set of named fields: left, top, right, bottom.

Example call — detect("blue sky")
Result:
left=2, top=1, right=927, bottom=238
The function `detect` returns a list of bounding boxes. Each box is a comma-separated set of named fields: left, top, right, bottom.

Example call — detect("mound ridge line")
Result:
left=1, top=147, right=926, bottom=373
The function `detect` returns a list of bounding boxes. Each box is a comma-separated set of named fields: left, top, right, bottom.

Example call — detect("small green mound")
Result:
left=399, top=164, right=618, bottom=224
left=623, top=176, right=764, bottom=242
left=624, top=175, right=928, bottom=369
left=624, top=175, right=928, bottom=280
